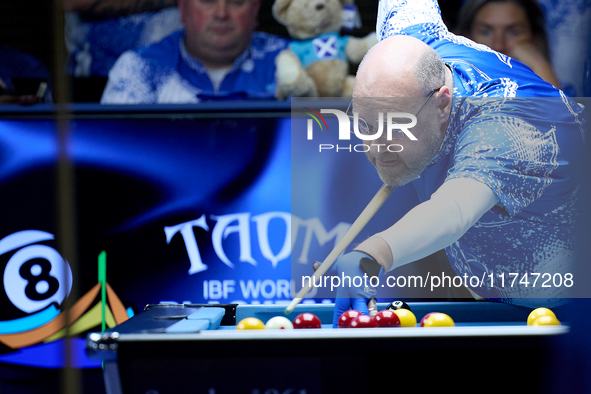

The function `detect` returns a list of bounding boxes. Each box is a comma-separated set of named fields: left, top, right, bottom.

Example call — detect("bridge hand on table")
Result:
left=313, top=251, right=383, bottom=327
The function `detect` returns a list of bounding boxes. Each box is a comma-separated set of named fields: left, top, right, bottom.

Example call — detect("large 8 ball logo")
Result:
left=1, top=230, right=72, bottom=315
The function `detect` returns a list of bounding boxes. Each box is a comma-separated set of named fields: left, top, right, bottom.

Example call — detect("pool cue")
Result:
left=284, top=183, right=395, bottom=315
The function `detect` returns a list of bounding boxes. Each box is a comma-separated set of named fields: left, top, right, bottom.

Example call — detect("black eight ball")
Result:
left=386, top=301, right=411, bottom=312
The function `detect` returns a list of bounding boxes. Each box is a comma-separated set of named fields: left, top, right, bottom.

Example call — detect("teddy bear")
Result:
left=273, top=0, right=377, bottom=99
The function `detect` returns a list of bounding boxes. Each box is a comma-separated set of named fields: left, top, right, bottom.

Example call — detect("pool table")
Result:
left=87, top=302, right=568, bottom=394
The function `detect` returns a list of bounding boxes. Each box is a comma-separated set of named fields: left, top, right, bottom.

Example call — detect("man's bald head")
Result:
left=354, top=35, right=446, bottom=97
left=352, top=35, right=453, bottom=188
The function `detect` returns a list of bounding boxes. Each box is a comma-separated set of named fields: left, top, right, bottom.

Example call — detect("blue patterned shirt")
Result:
left=379, top=0, right=587, bottom=306
left=101, top=30, right=289, bottom=104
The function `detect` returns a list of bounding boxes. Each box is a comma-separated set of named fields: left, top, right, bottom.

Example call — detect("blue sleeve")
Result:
left=377, top=0, right=446, bottom=40
left=101, top=51, right=157, bottom=104
left=445, top=100, right=564, bottom=217
left=101, top=31, right=184, bottom=104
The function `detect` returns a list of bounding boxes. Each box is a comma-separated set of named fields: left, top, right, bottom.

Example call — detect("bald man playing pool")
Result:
left=319, top=0, right=586, bottom=327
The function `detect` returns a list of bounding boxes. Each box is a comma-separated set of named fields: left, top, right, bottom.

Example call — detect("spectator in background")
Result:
left=456, top=0, right=562, bottom=89
left=63, top=0, right=183, bottom=100
left=100, top=0, right=288, bottom=104
left=0, top=45, right=52, bottom=104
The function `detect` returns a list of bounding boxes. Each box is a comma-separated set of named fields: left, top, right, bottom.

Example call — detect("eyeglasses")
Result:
left=346, top=87, right=442, bottom=139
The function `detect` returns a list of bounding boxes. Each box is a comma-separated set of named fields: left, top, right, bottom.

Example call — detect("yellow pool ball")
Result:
left=527, top=308, right=556, bottom=326
left=532, top=315, right=561, bottom=326
left=236, top=317, right=265, bottom=330
left=392, top=308, right=417, bottom=327
left=422, top=312, right=455, bottom=327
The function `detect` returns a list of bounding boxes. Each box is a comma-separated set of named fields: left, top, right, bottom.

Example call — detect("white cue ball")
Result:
left=265, top=316, right=294, bottom=329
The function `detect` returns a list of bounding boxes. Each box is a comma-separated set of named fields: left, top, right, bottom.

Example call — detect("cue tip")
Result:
left=284, top=298, right=302, bottom=315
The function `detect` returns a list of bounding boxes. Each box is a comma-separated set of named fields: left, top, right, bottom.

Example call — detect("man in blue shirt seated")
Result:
left=101, top=0, right=288, bottom=103
left=319, top=0, right=587, bottom=325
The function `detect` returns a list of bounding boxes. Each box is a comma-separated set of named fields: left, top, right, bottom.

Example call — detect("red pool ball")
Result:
left=420, top=312, right=440, bottom=327
left=293, top=313, right=322, bottom=329
left=349, top=315, right=377, bottom=328
left=374, top=310, right=401, bottom=327
left=338, top=310, right=363, bottom=328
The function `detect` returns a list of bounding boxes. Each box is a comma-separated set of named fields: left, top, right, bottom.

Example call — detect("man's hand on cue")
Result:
left=314, top=251, right=383, bottom=327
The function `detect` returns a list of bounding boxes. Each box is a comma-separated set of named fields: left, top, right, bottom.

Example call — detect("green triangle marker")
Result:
left=98, top=251, right=107, bottom=333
